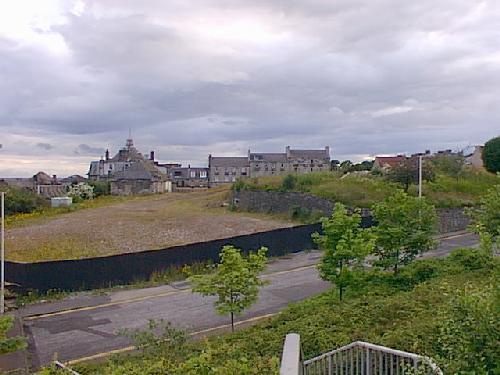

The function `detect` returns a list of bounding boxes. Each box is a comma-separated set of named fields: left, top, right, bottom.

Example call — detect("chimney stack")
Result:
left=285, top=146, right=291, bottom=158
left=150, top=151, right=155, bottom=161
left=325, top=146, right=330, bottom=158
left=105, top=149, right=110, bottom=160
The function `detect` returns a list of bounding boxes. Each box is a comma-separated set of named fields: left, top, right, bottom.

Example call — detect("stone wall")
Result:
left=232, top=189, right=334, bottom=216
left=232, top=190, right=470, bottom=234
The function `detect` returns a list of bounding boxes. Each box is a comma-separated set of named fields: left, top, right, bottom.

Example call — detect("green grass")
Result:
left=239, top=170, right=499, bottom=208
left=55, top=250, right=499, bottom=375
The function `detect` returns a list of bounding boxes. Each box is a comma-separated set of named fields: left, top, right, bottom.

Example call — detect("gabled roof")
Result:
left=288, top=149, right=329, bottom=159
left=210, top=157, right=249, bottom=168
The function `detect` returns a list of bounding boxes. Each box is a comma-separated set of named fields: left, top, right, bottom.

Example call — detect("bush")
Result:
left=482, top=135, right=500, bottom=173
left=67, top=183, right=94, bottom=201
left=2, top=187, right=47, bottom=215
left=448, top=247, right=493, bottom=270
left=88, top=181, right=110, bottom=197
left=281, top=174, right=296, bottom=191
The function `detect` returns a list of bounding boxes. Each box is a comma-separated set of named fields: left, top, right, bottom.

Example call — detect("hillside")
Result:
left=234, top=169, right=499, bottom=208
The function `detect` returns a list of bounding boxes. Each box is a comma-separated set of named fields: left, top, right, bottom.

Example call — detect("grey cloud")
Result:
left=1, top=1, right=499, bottom=176
left=74, top=144, right=106, bottom=156
left=36, top=142, right=54, bottom=150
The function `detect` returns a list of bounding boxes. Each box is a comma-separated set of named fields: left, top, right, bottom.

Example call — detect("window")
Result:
left=241, top=167, right=246, bottom=174
left=190, top=171, right=196, bottom=178
left=200, top=170, right=207, bottom=178
left=174, top=171, right=182, bottom=177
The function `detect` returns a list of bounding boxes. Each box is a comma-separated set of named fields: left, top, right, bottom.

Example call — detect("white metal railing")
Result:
left=281, top=334, right=443, bottom=375
left=303, top=341, right=443, bottom=375
left=54, top=361, right=81, bottom=375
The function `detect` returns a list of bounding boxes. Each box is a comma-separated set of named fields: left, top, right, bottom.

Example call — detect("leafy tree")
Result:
left=281, top=174, right=296, bottom=191
left=312, top=203, right=375, bottom=301
left=482, top=135, right=500, bottom=173
left=387, top=158, right=435, bottom=192
left=432, top=153, right=465, bottom=181
left=467, top=184, right=500, bottom=253
left=339, top=160, right=353, bottom=173
left=1, top=315, right=27, bottom=354
left=189, top=245, right=268, bottom=332
left=372, top=190, right=437, bottom=273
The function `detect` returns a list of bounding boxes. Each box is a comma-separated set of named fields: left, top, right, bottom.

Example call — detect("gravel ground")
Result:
left=6, top=190, right=292, bottom=262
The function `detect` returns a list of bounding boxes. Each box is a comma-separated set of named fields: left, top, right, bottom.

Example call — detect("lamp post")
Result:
left=418, top=156, right=423, bottom=198
left=1, top=191, right=4, bottom=314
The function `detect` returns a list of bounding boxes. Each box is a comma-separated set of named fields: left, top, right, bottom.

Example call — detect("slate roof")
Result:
left=210, top=157, right=249, bottom=168
left=250, top=153, right=287, bottom=163
left=112, top=162, right=153, bottom=180
left=288, top=149, right=330, bottom=159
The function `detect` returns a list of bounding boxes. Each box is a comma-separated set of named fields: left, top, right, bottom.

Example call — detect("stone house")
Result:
left=465, top=145, right=484, bottom=168
left=170, top=166, right=209, bottom=189
left=110, top=162, right=168, bottom=195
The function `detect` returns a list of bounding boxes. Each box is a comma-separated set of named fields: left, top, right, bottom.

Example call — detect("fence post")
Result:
left=280, top=333, right=303, bottom=375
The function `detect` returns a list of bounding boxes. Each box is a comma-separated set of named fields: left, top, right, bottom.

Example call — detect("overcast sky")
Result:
left=0, top=0, right=499, bottom=177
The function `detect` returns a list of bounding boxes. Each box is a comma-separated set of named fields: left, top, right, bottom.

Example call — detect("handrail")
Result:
left=280, top=334, right=443, bottom=375
left=54, top=361, right=81, bottom=375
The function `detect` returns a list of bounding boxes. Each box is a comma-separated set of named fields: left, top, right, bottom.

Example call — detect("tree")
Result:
left=372, top=190, right=437, bottom=273
left=312, top=203, right=375, bottom=301
left=189, top=245, right=268, bottom=332
left=387, top=157, right=435, bottom=192
left=339, top=160, right=353, bottom=173
left=467, top=184, right=500, bottom=253
left=482, top=136, right=500, bottom=173
left=432, top=154, right=465, bottom=181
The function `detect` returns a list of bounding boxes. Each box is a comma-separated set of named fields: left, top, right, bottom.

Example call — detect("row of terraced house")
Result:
left=87, top=138, right=331, bottom=195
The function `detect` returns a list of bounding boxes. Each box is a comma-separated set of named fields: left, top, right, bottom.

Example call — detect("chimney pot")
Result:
left=150, top=151, right=155, bottom=161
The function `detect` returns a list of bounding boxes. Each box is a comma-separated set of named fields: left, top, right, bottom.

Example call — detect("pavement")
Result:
left=14, top=232, right=478, bottom=370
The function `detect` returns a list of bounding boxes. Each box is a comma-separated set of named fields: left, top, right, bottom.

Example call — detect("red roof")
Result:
left=374, top=156, right=406, bottom=168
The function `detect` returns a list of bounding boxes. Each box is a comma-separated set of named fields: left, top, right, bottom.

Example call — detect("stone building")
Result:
left=170, top=166, right=209, bottom=189
left=110, top=162, right=168, bottom=195
left=208, top=146, right=331, bottom=186
left=208, top=156, right=250, bottom=186
left=89, top=138, right=169, bottom=195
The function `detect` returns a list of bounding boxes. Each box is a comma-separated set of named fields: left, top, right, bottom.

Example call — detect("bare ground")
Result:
left=6, top=189, right=292, bottom=262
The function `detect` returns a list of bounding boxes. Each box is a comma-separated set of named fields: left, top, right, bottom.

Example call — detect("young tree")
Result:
left=482, top=136, right=500, bottom=173
left=388, top=158, right=435, bottom=192
left=372, top=190, right=437, bottom=273
left=312, top=203, right=375, bottom=301
left=189, top=245, right=268, bottom=332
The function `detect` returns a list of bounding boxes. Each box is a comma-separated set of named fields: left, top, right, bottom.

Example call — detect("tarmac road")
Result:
left=21, top=232, right=478, bottom=369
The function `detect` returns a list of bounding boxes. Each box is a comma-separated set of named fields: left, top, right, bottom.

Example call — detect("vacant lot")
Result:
left=6, top=188, right=293, bottom=262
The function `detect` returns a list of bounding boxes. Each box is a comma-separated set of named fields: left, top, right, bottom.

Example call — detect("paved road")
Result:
left=22, top=232, right=478, bottom=368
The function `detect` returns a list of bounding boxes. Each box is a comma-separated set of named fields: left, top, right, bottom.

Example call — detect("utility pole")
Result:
left=1, top=191, right=4, bottom=314
left=418, top=155, right=423, bottom=198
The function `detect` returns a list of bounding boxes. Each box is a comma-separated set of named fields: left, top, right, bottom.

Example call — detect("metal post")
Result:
left=418, top=155, right=423, bottom=198
left=1, top=191, right=4, bottom=314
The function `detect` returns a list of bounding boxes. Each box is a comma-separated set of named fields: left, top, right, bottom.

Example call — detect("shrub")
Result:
left=88, top=181, right=110, bottom=197
left=67, top=183, right=94, bottom=201
left=281, top=174, right=296, bottom=191
left=448, top=247, right=493, bottom=270
left=2, top=187, right=47, bottom=215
